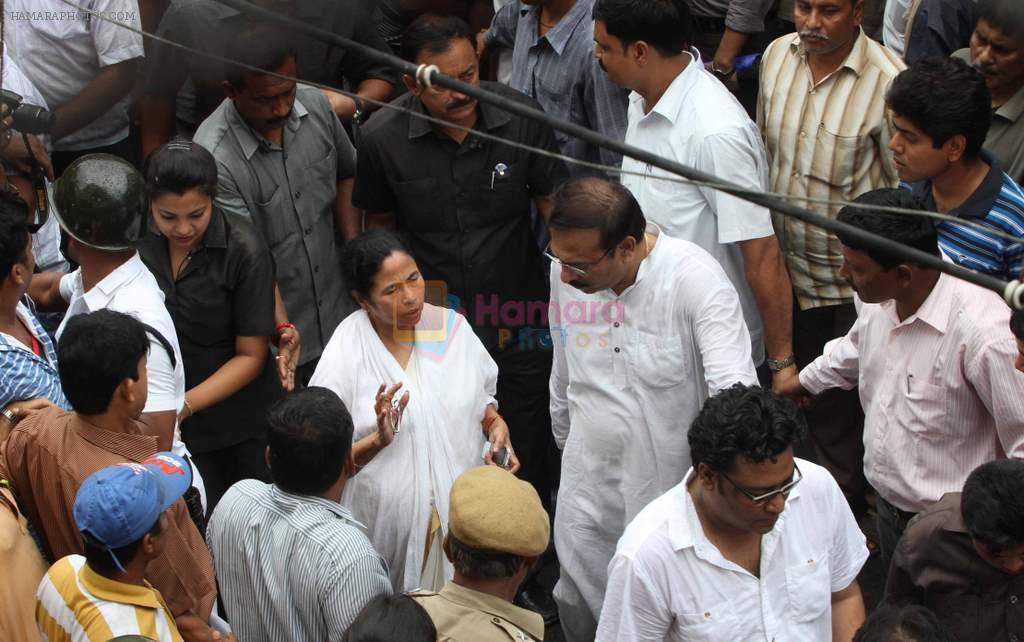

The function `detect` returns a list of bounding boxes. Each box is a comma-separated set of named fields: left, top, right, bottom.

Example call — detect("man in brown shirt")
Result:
left=885, top=459, right=1024, bottom=642
left=0, top=310, right=218, bottom=642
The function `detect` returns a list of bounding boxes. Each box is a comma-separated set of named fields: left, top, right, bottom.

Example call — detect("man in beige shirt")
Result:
left=0, top=481, right=47, bottom=642
left=757, top=0, right=904, bottom=520
left=412, top=466, right=549, bottom=642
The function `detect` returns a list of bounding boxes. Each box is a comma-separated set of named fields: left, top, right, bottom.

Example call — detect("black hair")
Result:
left=224, top=20, right=297, bottom=88
left=57, top=310, right=150, bottom=415
left=853, top=604, right=958, bottom=642
left=447, top=533, right=528, bottom=579
left=341, top=229, right=415, bottom=300
left=266, top=387, right=354, bottom=495
left=592, top=0, right=692, bottom=56
left=976, top=0, right=1024, bottom=38
left=688, top=384, right=807, bottom=474
left=144, top=138, right=219, bottom=200
left=961, top=459, right=1024, bottom=550
left=835, top=189, right=940, bottom=270
left=343, top=594, right=437, bottom=642
left=1011, top=308, right=1024, bottom=340
left=548, top=177, right=646, bottom=252
left=0, top=190, right=30, bottom=277
left=886, top=57, right=992, bottom=160
left=400, top=14, right=476, bottom=63
left=82, top=517, right=163, bottom=576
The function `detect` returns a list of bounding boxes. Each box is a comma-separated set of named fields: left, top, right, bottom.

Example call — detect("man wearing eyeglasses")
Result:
left=597, top=384, right=868, bottom=642
left=546, top=177, right=758, bottom=641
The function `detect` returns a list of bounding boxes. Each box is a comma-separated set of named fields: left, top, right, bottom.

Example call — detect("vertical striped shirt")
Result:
left=36, top=555, right=183, bottom=642
left=758, top=30, right=905, bottom=309
left=0, top=299, right=69, bottom=412
left=206, top=480, right=393, bottom=642
left=798, top=273, right=1024, bottom=513
left=909, top=155, right=1024, bottom=280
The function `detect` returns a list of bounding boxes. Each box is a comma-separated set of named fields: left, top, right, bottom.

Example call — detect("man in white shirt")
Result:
left=776, top=188, right=1024, bottom=571
left=597, top=384, right=868, bottom=642
left=28, top=155, right=206, bottom=509
left=5, top=0, right=144, bottom=174
left=547, top=177, right=758, bottom=641
left=592, top=0, right=794, bottom=387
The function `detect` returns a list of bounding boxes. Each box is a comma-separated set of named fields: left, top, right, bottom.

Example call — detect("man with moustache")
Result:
left=546, top=177, right=757, bottom=641
left=887, top=56, right=1024, bottom=281
left=952, top=0, right=1024, bottom=185
left=757, top=0, right=903, bottom=523
left=354, top=14, right=568, bottom=521
left=194, top=21, right=359, bottom=383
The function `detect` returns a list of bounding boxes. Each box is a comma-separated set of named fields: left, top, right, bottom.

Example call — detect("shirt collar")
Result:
left=70, top=414, right=159, bottom=465
left=270, top=485, right=367, bottom=529
left=79, top=253, right=147, bottom=313
left=630, top=223, right=662, bottom=289
left=791, top=29, right=869, bottom=78
left=80, top=562, right=164, bottom=610
left=630, top=49, right=701, bottom=125
left=521, top=0, right=591, bottom=55
left=438, top=582, right=545, bottom=640
left=941, top=494, right=970, bottom=535
left=905, top=271, right=954, bottom=333
left=408, top=84, right=512, bottom=140
left=228, top=96, right=310, bottom=160
left=995, top=82, right=1024, bottom=124
left=202, top=207, right=228, bottom=250
left=915, top=151, right=1006, bottom=221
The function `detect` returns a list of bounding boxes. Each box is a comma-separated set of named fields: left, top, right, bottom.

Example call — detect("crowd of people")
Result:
left=0, top=0, right=1023, bottom=640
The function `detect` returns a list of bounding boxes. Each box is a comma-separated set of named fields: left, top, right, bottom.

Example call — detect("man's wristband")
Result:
left=767, top=354, right=796, bottom=372
left=276, top=322, right=295, bottom=334
left=1, top=407, right=18, bottom=426
left=711, top=61, right=736, bottom=80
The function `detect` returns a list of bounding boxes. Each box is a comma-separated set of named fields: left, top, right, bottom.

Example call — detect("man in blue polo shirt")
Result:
left=887, top=56, right=1024, bottom=280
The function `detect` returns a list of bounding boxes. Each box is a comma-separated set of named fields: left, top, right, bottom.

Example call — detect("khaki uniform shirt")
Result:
left=412, top=582, right=544, bottom=642
left=0, top=484, right=47, bottom=642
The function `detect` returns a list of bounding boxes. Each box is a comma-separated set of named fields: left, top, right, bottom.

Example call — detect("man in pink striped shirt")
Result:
left=777, top=187, right=1024, bottom=573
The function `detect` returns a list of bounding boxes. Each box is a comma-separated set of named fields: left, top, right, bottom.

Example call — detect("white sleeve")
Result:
left=696, top=131, right=775, bottom=245
left=548, top=266, right=571, bottom=449
left=142, top=335, right=183, bottom=413
left=59, top=272, right=77, bottom=303
left=597, top=552, right=674, bottom=642
left=693, top=283, right=758, bottom=394
left=798, top=316, right=864, bottom=395
left=90, top=0, right=145, bottom=67
left=826, top=472, right=870, bottom=592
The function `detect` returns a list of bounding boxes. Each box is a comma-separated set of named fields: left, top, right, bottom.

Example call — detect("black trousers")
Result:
left=191, top=436, right=271, bottom=518
left=494, top=343, right=557, bottom=511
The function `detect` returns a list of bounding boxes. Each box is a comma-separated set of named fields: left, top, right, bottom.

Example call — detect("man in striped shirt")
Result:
left=207, top=387, right=392, bottom=642
left=36, top=454, right=201, bottom=642
left=888, top=56, right=1024, bottom=280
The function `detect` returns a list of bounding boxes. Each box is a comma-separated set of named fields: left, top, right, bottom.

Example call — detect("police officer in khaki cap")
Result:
left=411, top=465, right=550, bottom=641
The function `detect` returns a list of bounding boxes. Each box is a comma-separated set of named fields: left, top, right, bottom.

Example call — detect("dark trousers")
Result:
left=51, top=134, right=140, bottom=178
left=296, top=356, right=321, bottom=389
left=794, top=301, right=870, bottom=517
left=495, top=344, right=557, bottom=512
left=876, top=495, right=917, bottom=575
left=191, top=437, right=271, bottom=518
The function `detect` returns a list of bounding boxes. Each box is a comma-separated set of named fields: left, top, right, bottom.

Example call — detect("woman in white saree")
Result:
left=310, top=230, right=520, bottom=592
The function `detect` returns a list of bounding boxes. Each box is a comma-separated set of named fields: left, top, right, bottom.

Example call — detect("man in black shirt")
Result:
left=354, top=14, right=568, bottom=514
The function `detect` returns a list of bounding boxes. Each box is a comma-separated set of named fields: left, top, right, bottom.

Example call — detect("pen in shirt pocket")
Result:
left=490, top=162, right=509, bottom=190
left=907, top=373, right=913, bottom=394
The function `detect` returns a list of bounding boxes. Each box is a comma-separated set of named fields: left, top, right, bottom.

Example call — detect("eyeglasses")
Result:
left=543, top=242, right=614, bottom=276
left=721, top=463, right=803, bottom=504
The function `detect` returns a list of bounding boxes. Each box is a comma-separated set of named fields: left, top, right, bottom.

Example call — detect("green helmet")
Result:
left=52, top=154, right=146, bottom=251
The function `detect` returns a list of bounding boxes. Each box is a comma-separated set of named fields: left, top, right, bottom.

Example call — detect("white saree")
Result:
left=309, top=304, right=498, bottom=592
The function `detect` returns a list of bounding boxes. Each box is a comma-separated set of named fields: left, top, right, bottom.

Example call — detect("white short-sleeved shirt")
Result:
left=596, top=459, right=868, bottom=642
left=5, top=0, right=144, bottom=150
left=621, top=49, right=775, bottom=364
left=55, top=253, right=187, bottom=448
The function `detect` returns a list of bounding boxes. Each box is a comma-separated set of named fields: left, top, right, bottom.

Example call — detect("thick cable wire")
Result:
left=45, top=0, right=1024, bottom=245
left=47, top=0, right=1024, bottom=308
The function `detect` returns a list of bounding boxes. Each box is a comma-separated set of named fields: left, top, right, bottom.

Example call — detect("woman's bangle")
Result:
left=275, top=322, right=295, bottom=334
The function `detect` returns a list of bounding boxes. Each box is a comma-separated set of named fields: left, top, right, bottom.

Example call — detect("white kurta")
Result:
left=309, top=304, right=498, bottom=592
left=549, top=228, right=758, bottom=641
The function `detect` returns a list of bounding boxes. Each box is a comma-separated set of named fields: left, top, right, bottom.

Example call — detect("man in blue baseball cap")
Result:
left=35, top=453, right=232, bottom=642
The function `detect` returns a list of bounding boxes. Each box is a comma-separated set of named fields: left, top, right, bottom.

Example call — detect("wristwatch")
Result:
left=1, top=407, right=18, bottom=426
left=710, top=61, right=736, bottom=81
left=767, top=354, right=796, bottom=372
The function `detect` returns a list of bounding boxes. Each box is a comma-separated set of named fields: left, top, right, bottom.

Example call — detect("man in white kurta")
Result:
left=546, top=177, right=758, bottom=642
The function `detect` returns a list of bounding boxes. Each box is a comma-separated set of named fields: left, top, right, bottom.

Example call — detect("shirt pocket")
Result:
left=253, top=184, right=296, bottom=249
left=786, top=556, right=832, bottom=623
left=673, top=602, right=740, bottom=640
left=629, top=330, right=690, bottom=389
left=394, top=177, right=443, bottom=230
left=807, top=126, right=860, bottom=191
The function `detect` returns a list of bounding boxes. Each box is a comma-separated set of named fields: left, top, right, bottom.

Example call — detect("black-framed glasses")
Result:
left=721, top=463, right=803, bottom=504
left=543, top=242, right=614, bottom=276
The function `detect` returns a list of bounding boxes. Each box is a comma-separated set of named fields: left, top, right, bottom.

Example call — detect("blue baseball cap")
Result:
left=74, top=453, right=192, bottom=571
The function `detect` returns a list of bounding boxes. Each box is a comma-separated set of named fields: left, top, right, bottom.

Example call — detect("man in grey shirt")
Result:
left=208, top=387, right=392, bottom=642
left=194, top=21, right=358, bottom=382
left=483, top=0, right=629, bottom=174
